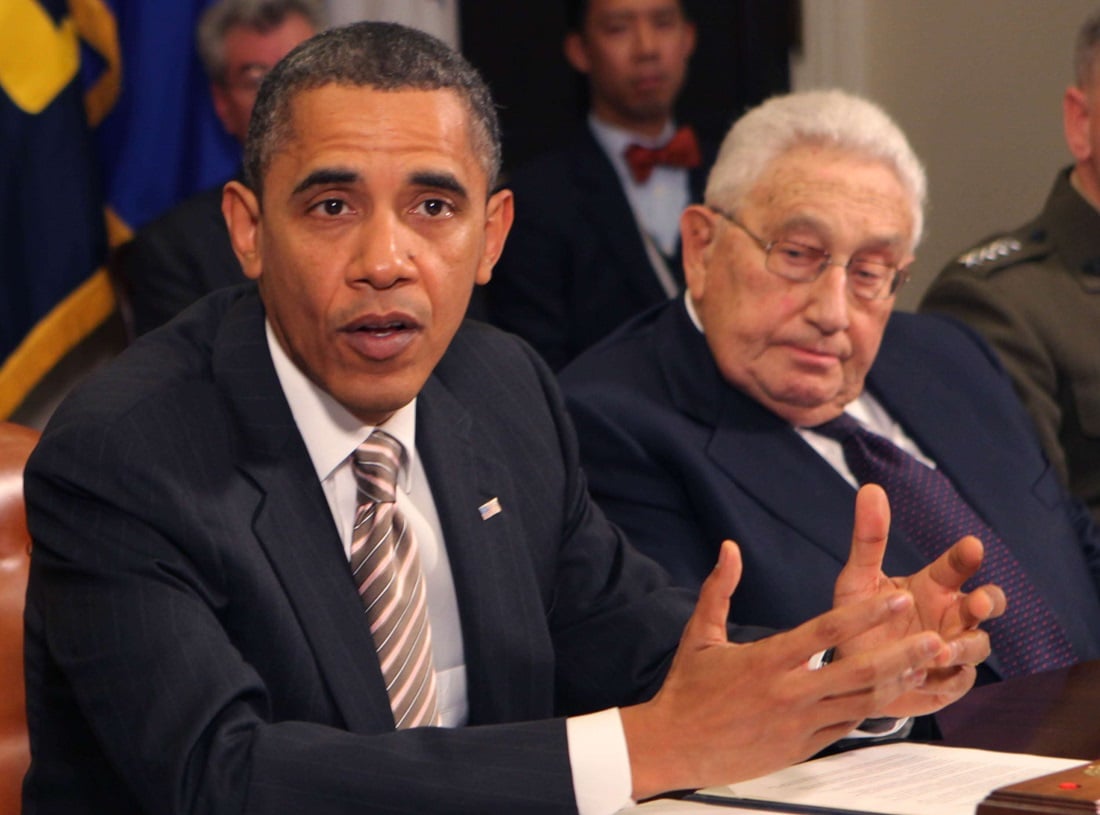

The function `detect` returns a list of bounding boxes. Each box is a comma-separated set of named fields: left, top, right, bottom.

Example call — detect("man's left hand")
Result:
left=832, top=484, right=1007, bottom=717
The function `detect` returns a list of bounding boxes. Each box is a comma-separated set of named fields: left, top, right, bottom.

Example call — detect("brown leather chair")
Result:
left=0, top=422, right=38, bottom=814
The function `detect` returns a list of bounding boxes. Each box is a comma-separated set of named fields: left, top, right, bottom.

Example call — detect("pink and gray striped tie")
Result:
left=351, top=429, right=440, bottom=728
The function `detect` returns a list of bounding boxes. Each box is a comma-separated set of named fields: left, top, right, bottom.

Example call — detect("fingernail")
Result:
left=904, top=668, right=928, bottom=686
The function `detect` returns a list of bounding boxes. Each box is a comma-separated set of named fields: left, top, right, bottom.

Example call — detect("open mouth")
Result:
left=355, top=319, right=411, bottom=336
left=343, top=314, right=420, bottom=361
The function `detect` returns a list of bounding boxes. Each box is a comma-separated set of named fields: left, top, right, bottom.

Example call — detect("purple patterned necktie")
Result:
left=351, top=429, right=440, bottom=728
left=813, top=412, right=1076, bottom=678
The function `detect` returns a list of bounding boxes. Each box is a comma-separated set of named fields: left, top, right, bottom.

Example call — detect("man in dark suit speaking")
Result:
left=25, top=25, right=999, bottom=815
left=561, top=90, right=1100, bottom=685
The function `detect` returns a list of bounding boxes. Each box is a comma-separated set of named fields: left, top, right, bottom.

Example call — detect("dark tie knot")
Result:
left=809, top=412, right=862, bottom=442
left=353, top=429, right=405, bottom=504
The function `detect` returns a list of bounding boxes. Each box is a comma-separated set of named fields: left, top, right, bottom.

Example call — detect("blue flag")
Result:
left=1, top=0, right=242, bottom=417
left=95, top=0, right=239, bottom=241
left=0, top=0, right=109, bottom=417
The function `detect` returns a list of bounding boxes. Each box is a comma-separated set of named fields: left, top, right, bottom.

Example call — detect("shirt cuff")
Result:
left=806, top=648, right=909, bottom=738
left=848, top=716, right=913, bottom=739
left=566, top=708, right=635, bottom=815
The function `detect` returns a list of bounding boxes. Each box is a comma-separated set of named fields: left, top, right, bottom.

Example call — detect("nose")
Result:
left=802, top=263, right=850, bottom=333
left=349, top=211, right=415, bottom=290
left=633, top=20, right=659, bottom=56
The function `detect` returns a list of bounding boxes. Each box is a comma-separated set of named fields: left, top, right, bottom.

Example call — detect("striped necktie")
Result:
left=351, top=429, right=440, bottom=728
left=813, top=412, right=1076, bottom=678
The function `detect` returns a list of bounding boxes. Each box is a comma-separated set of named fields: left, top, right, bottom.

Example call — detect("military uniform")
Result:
left=921, top=167, right=1100, bottom=527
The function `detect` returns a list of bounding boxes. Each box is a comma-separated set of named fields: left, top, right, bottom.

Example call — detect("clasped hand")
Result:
left=621, top=483, right=1005, bottom=801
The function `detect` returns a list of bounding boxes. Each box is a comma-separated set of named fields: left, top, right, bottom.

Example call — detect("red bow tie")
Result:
left=624, top=125, right=701, bottom=183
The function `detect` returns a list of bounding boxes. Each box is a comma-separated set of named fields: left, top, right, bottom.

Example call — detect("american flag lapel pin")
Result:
left=478, top=497, right=502, bottom=521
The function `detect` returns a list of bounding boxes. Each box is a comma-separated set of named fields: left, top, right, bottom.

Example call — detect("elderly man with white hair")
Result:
left=561, top=89, right=1100, bottom=689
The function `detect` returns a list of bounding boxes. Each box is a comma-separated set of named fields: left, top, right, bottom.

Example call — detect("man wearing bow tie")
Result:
left=486, top=0, right=711, bottom=370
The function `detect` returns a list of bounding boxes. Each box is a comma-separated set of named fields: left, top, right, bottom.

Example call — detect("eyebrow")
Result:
left=290, top=168, right=469, bottom=200
left=409, top=170, right=468, bottom=200
left=292, top=168, right=360, bottom=197
left=776, top=214, right=906, bottom=251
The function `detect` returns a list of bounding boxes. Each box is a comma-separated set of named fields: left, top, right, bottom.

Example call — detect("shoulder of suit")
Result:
left=946, top=221, right=1052, bottom=278
left=133, top=183, right=230, bottom=240
left=440, top=321, right=551, bottom=388
left=504, top=128, right=597, bottom=186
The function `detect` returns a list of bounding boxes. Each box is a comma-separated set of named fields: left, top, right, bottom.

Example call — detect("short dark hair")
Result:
left=243, top=21, right=503, bottom=200
left=1074, top=8, right=1100, bottom=88
left=196, top=0, right=325, bottom=83
left=565, top=0, right=588, bottom=33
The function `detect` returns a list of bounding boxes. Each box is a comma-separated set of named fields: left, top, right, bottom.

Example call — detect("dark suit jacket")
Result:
left=560, top=299, right=1100, bottom=680
left=485, top=124, right=715, bottom=370
left=23, top=287, right=717, bottom=814
left=117, top=183, right=245, bottom=336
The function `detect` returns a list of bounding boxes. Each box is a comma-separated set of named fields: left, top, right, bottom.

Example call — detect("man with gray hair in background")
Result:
left=922, top=9, right=1100, bottom=532
left=562, top=88, right=1100, bottom=689
left=116, top=0, right=323, bottom=337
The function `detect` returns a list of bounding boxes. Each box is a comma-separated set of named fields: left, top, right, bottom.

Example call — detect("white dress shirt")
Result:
left=265, top=322, right=633, bottom=814
left=589, top=114, right=691, bottom=297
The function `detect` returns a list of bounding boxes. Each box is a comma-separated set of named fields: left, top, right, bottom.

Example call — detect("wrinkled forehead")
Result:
left=745, top=146, right=916, bottom=249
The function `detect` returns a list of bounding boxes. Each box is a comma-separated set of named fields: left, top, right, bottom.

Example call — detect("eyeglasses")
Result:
left=220, top=64, right=270, bottom=94
left=707, top=205, right=909, bottom=301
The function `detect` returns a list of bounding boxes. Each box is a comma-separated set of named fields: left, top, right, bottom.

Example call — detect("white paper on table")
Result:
left=619, top=798, right=761, bottom=813
left=691, top=742, right=1085, bottom=815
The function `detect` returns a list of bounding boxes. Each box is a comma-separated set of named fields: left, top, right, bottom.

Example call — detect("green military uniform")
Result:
left=921, top=167, right=1100, bottom=527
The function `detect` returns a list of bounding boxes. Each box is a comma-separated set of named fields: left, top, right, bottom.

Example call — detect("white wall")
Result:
left=794, top=0, right=1094, bottom=310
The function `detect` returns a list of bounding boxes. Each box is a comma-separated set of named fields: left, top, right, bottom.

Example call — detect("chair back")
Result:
left=0, top=423, right=38, bottom=814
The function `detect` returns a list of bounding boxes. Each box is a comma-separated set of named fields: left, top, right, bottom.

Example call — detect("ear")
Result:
left=1064, top=85, right=1093, bottom=162
left=222, top=180, right=264, bottom=280
left=680, top=204, right=717, bottom=301
left=476, top=188, right=515, bottom=286
left=563, top=31, right=590, bottom=75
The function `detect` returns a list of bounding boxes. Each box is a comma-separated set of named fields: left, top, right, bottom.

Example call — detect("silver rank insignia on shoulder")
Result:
left=957, top=237, right=1022, bottom=268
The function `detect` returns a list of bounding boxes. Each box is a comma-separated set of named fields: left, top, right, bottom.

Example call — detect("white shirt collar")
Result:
left=265, top=320, right=418, bottom=490
left=588, top=112, right=676, bottom=152
left=588, top=114, right=676, bottom=183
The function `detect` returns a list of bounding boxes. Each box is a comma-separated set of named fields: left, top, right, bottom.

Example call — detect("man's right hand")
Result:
left=620, top=539, right=947, bottom=801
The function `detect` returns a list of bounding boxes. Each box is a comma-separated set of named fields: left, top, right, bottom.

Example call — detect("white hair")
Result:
left=704, top=89, right=927, bottom=247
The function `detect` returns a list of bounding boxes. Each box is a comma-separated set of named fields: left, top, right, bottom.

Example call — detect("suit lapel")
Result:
left=658, top=303, right=926, bottom=575
left=212, top=292, right=395, bottom=732
left=868, top=316, right=1022, bottom=550
left=657, top=303, right=861, bottom=567
left=416, top=368, right=554, bottom=725
left=573, top=128, right=673, bottom=303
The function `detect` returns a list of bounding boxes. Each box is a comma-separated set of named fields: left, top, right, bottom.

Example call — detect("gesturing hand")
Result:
left=832, top=484, right=1006, bottom=716
left=622, top=539, right=950, bottom=801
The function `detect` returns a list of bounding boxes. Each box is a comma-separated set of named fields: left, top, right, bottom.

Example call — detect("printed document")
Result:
left=689, top=742, right=1084, bottom=814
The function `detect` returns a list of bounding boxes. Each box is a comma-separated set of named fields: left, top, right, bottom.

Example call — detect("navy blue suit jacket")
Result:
left=561, top=299, right=1100, bottom=680
left=23, top=287, right=714, bottom=814
left=486, top=124, right=715, bottom=370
